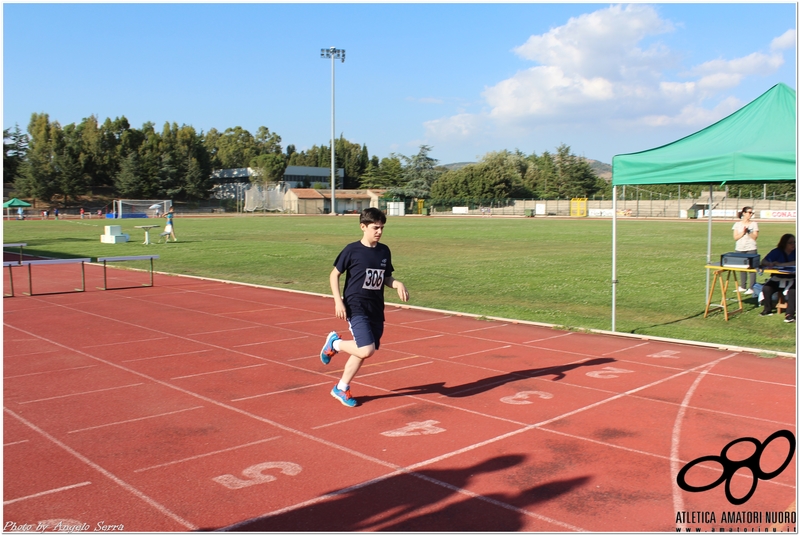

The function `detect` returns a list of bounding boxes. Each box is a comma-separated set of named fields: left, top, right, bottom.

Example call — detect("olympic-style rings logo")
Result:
left=676, top=429, right=796, bottom=505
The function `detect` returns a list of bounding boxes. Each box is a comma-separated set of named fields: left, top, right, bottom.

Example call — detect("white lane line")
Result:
left=134, top=436, right=282, bottom=473
left=3, top=481, right=92, bottom=505
left=4, top=439, right=30, bottom=447
left=171, top=363, right=268, bottom=380
left=221, top=307, right=284, bottom=315
left=3, top=349, right=60, bottom=358
left=4, top=407, right=196, bottom=530
left=398, top=316, right=451, bottom=325
left=522, top=332, right=574, bottom=344
left=187, top=325, right=262, bottom=336
left=18, top=383, right=144, bottom=404
left=274, top=317, right=332, bottom=326
left=312, top=403, right=418, bottom=430
left=671, top=359, right=724, bottom=531
left=357, top=361, right=433, bottom=378
left=68, top=406, right=205, bottom=434
left=233, top=335, right=309, bottom=348
left=122, top=349, right=212, bottom=363
left=83, top=337, right=168, bottom=348
left=458, top=323, right=508, bottom=333
left=4, top=365, right=97, bottom=379
left=287, top=354, right=318, bottom=362
left=448, top=344, right=512, bottom=359
left=602, top=341, right=650, bottom=355
left=381, top=334, right=444, bottom=346
left=702, top=371, right=795, bottom=388
left=231, top=381, right=331, bottom=402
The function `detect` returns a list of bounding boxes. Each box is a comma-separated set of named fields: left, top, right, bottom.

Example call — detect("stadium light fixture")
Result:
left=320, top=46, right=345, bottom=214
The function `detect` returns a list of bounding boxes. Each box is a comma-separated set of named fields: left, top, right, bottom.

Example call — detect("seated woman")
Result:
left=759, top=233, right=796, bottom=323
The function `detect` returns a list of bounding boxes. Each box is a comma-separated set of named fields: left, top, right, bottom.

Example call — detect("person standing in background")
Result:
left=163, top=206, right=177, bottom=242
left=732, top=206, right=758, bottom=294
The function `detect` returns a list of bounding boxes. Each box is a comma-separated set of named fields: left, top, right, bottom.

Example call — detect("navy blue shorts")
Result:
left=347, top=315, right=384, bottom=350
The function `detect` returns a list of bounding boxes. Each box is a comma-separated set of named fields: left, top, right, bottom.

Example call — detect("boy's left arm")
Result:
left=385, top=276, right=409, bottom=302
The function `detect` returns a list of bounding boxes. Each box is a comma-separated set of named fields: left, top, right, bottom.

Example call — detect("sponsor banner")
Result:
left=760, top=210, right=796, bottom=219
left=588, top=209, right=615, bottom=217
left=704, top=209, right=737, bottom=217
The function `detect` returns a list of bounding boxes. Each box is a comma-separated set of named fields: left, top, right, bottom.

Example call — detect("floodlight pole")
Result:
left=321, top=46, right=345, bottom=215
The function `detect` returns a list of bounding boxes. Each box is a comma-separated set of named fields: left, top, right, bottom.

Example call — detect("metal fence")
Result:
left=426, top=197, right=796, bottom=218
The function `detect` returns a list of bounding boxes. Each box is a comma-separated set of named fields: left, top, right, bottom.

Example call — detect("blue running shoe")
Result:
left=320, top=331, right=339, bottom=365
left=331, top=385, right=357, bottom=407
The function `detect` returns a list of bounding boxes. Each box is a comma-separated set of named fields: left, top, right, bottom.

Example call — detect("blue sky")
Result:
left=3, top=3, right=796, bottom=166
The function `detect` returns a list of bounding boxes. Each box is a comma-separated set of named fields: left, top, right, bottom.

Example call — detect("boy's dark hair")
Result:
left=360, top=207, right=386, bottom=225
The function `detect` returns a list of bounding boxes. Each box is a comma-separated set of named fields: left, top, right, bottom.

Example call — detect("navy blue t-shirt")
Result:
left=334, top=241, right=394, bottom=320
left=764, top=247, right=796, bottom=279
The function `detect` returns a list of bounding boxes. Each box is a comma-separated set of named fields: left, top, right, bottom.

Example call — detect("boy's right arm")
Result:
left=330, top=267, right=347, bottom=319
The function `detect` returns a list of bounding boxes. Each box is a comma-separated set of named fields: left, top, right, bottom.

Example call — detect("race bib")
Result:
left=362, top=268, right=385, bottom=290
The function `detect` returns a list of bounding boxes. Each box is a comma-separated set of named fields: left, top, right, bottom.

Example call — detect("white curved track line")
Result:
left=671, top=354, right=735, bottom=530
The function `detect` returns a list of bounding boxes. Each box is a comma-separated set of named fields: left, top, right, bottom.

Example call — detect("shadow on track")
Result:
left=357, top=357, right=616, bottom=405
left=210, top=454, right=591, bottom=531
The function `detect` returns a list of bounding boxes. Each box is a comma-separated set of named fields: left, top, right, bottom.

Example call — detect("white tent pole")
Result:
left=706, top=185, right=713, bottom=302
left=612, top=185, right=618, bottom=332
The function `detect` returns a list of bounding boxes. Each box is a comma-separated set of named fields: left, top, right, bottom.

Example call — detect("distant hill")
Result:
left=587, top=159, right=612, bottom=181
left=438, top=162, right=475, bottom=171
left=440, top=159, right=613, bottom=179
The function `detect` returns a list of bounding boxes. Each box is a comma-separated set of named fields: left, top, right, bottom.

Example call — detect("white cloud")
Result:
left=423, top=113, right=485, bottom=141
left=424, top=4, right=794, bottom=149
left=689, top=52, right=785, bottom=92
left=639, top=96, right=742, bottom=127
left=512, top=4, right=674, bottom=81
left=771, top=29, right=796, bottom=51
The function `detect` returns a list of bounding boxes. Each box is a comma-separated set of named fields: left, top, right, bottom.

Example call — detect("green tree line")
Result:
left=4, top=113, right=794, bottom=207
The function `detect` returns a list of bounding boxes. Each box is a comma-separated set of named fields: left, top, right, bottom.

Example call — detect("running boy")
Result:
left=320, top=207, right=409, bottom=407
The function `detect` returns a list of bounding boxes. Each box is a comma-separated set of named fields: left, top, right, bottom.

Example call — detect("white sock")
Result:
left=332, top=339, right=341, bottom=352
left=337, top=382, right=349, bottom=391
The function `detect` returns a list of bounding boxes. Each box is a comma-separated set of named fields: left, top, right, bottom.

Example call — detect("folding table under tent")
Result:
left=3, top=197, right=31, bottom=220
left=610, top=82, right=796, bottom=331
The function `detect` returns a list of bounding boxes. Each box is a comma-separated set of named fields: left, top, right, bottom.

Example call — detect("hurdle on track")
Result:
left=4, top=255, right=159, bottom=296
left=96, top=255, right=159, bottom=291
left=3, top=242, right=27, bottom=264
left=3, top=261, right=17, bottom=297
left=19, top=258, right=91, bottom=296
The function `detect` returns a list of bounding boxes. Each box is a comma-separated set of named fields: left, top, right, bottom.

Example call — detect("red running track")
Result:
left=3, top=262, right=796, bottom=532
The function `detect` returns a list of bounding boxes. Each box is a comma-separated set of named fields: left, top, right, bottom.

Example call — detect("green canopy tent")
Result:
left=610, top=83, right=797, bottom=330
left=3, top=197, right=32, bottom=220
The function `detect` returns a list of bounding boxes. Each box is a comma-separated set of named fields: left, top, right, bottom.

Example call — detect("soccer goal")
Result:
left=244, top=184, right=287, bottom=212
left=114, top=199, right=172, bottom=219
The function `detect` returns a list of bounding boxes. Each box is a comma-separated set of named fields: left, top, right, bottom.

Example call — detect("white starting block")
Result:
left=100, top=225, right=130, bottom=244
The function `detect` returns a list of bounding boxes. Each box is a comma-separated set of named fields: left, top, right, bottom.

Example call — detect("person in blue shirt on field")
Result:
left=162, top=206, right=177, bottom=242
left=759, top=233, right=795, bottom=323
left=320, top=207, right=409, bottom=407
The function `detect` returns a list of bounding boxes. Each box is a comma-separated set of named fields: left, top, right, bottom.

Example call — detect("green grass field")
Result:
left=3, top=214, right=795, bottom=354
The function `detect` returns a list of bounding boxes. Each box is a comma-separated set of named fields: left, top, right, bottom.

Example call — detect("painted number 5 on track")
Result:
left=212, top=461, right=302, bottom=490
